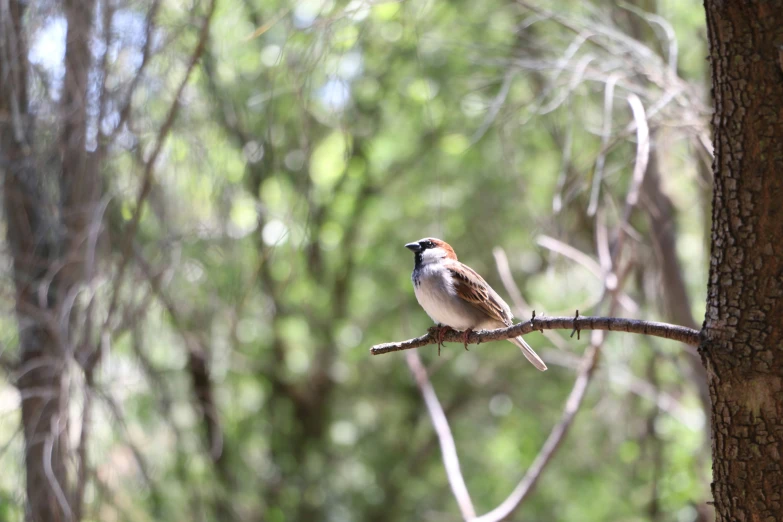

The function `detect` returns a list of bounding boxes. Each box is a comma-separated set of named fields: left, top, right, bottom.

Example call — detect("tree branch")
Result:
left=406, top=351, right=476, bottom=520
left=473, top=343, right=600, bottom=522
left=370, top=314, right=700, bottom=355
left=98, top=0, right=217, bottom=369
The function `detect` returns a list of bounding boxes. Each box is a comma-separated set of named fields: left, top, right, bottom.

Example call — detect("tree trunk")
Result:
left=702, top=1, right=783, bottom=520
left=1, top=0, right=96, bottom=519
left=1, top=4, right=73, bottom=522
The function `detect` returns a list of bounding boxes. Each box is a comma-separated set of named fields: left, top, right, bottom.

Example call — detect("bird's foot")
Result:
left=462, top=328, right=473, bottom=351
left=429, top=324, right=451, bottom=356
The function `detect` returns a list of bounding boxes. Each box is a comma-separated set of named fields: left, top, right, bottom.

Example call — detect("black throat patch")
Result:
left=412, top=253, right=423, bottom=287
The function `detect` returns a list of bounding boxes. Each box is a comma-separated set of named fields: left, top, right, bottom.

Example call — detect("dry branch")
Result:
left=473, top=344, right=600, bottom=522
left=370, top=314, right=699, bottom=355
left=100, top=0, right=217, bottom=367
left=406, top=351, right=476, bottom=520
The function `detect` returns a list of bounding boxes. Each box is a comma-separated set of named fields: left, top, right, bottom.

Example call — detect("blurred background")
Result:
left=0, top=0, right=715, bottom=520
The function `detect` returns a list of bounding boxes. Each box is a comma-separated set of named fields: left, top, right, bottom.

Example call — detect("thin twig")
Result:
left=406, top=351, right=476, bottom=520
left=105, top=0, right=162, bottom=141
left=624, top=94, right=651, bottom=214
left=476, top=226, right=628, bottom=519
left=99, top=0, right=217, bottom=367
left=544, top=352, right=701, bottom=429
left=371, top=316, right=699, bottom=355
left=492, top=247, right=570, bottom=351
left=134, top=248, right=226, bottom=464
left=73, top=369, right=94, bottom=522
left=588, top=72, right=622, bottom=216
left=537, top=235, right=638, bottom=313
left=43, top=418, right=73, bottom=521
left=618, top=1, right=678, bottom=77
left=472, top=344, right=600, bottom=522
left=472, top=85, right=654, bottom=517
left=96, top=389, right=155, bottom=488
left=537, top=235, right=602, bottom=277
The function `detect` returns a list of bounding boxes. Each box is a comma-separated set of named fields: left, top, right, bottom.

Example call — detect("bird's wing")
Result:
left=448, top=261, right=513, bottom=326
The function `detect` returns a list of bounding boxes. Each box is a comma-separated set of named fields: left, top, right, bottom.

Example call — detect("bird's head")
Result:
left=404, top=237, right=458, bottom=265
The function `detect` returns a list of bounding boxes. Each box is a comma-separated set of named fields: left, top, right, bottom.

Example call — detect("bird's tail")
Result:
left=509, top=337, right=547, bottom=371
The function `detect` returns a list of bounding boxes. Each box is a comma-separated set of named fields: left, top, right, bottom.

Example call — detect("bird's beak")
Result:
left=405, top=242, right=422, bottom=253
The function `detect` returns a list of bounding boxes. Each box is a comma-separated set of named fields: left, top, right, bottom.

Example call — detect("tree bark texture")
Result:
left=1, top=0, right=96, bottom=519
left=1, top=4, right=73, bottom=521
left=61, top=0, right=98, bottom=291
left=702, top=1, right=783, bottom=520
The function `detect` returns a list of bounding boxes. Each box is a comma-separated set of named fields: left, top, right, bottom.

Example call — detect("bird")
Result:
left=405, top=237, right=547, bottom=371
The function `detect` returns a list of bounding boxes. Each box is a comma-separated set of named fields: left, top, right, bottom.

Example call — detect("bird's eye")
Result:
left=424, top=241, right=433, bottom=248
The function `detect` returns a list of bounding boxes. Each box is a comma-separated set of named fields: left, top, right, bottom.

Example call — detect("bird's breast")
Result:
left=411, top=264, right=481, bottom=330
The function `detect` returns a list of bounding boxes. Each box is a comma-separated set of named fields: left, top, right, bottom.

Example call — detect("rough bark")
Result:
left=2, top=0, right=98, bottom=519
left=61, top=0, right=99, bottom=291
left=4, top=162, right=72, bottom=522
left=1, top=2, right=72, bottom=520
left=702, top=1, right=783, bottom=520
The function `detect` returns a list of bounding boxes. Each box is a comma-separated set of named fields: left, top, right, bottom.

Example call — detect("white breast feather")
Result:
left=413, top=263, right=476, bottom=330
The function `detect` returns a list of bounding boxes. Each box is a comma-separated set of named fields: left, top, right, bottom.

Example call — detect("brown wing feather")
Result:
left=449, top=264, right=511, bottom=325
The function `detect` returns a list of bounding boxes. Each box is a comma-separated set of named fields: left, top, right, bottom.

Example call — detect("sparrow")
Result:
left=405, top=237, right=547, bottom=371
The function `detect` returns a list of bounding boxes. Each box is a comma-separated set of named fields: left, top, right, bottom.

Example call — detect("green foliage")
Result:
left=0, top=0, right=713, bottom=520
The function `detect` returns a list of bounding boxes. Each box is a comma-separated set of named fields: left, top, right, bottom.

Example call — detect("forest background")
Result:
left=0, top=0, right=718, bottom=520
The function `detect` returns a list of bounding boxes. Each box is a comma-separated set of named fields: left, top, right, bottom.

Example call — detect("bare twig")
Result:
left=588, top=72, right=622, bottom=216
left=470, top=69, right=515, bottom=145
left=476, top=229, right=628, bottom=520
left=537, top=235, right=602, bottom=277
left=134, top=249, right=226, bottom=464
left=471, top=83, right=656, bottom=519
left=406, top=351, right=476, bottom=520
left=537, top=235, right=638, bottom=313
left=624, top=94, right=651, bottom=215
left=492, top=247, right=570, bottom=351
left=618, top=1, right=678, bottom=77
left=73, top=370, right=94, bottom=522
left=95, top=389, right=155, bottom=488
left=123, top=0, right=215, bottom=256
left=99, top=0, right=217, bottom=367
left=0, top=0, right=29, bottom=148
left=472, top=344, right=600, bottom=522
left=371, top=316, right=699, bottom=355
left=544, top=351, right=701, bottom=429
left=551, top=106, right=574, bottom=214
left=644, top=173, right=709, bottom=382
left=104, top=0, right=162, bottom=140
left=491, top=247, right=530, bottom=313
left=43, top=418, right=73, bottom=521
